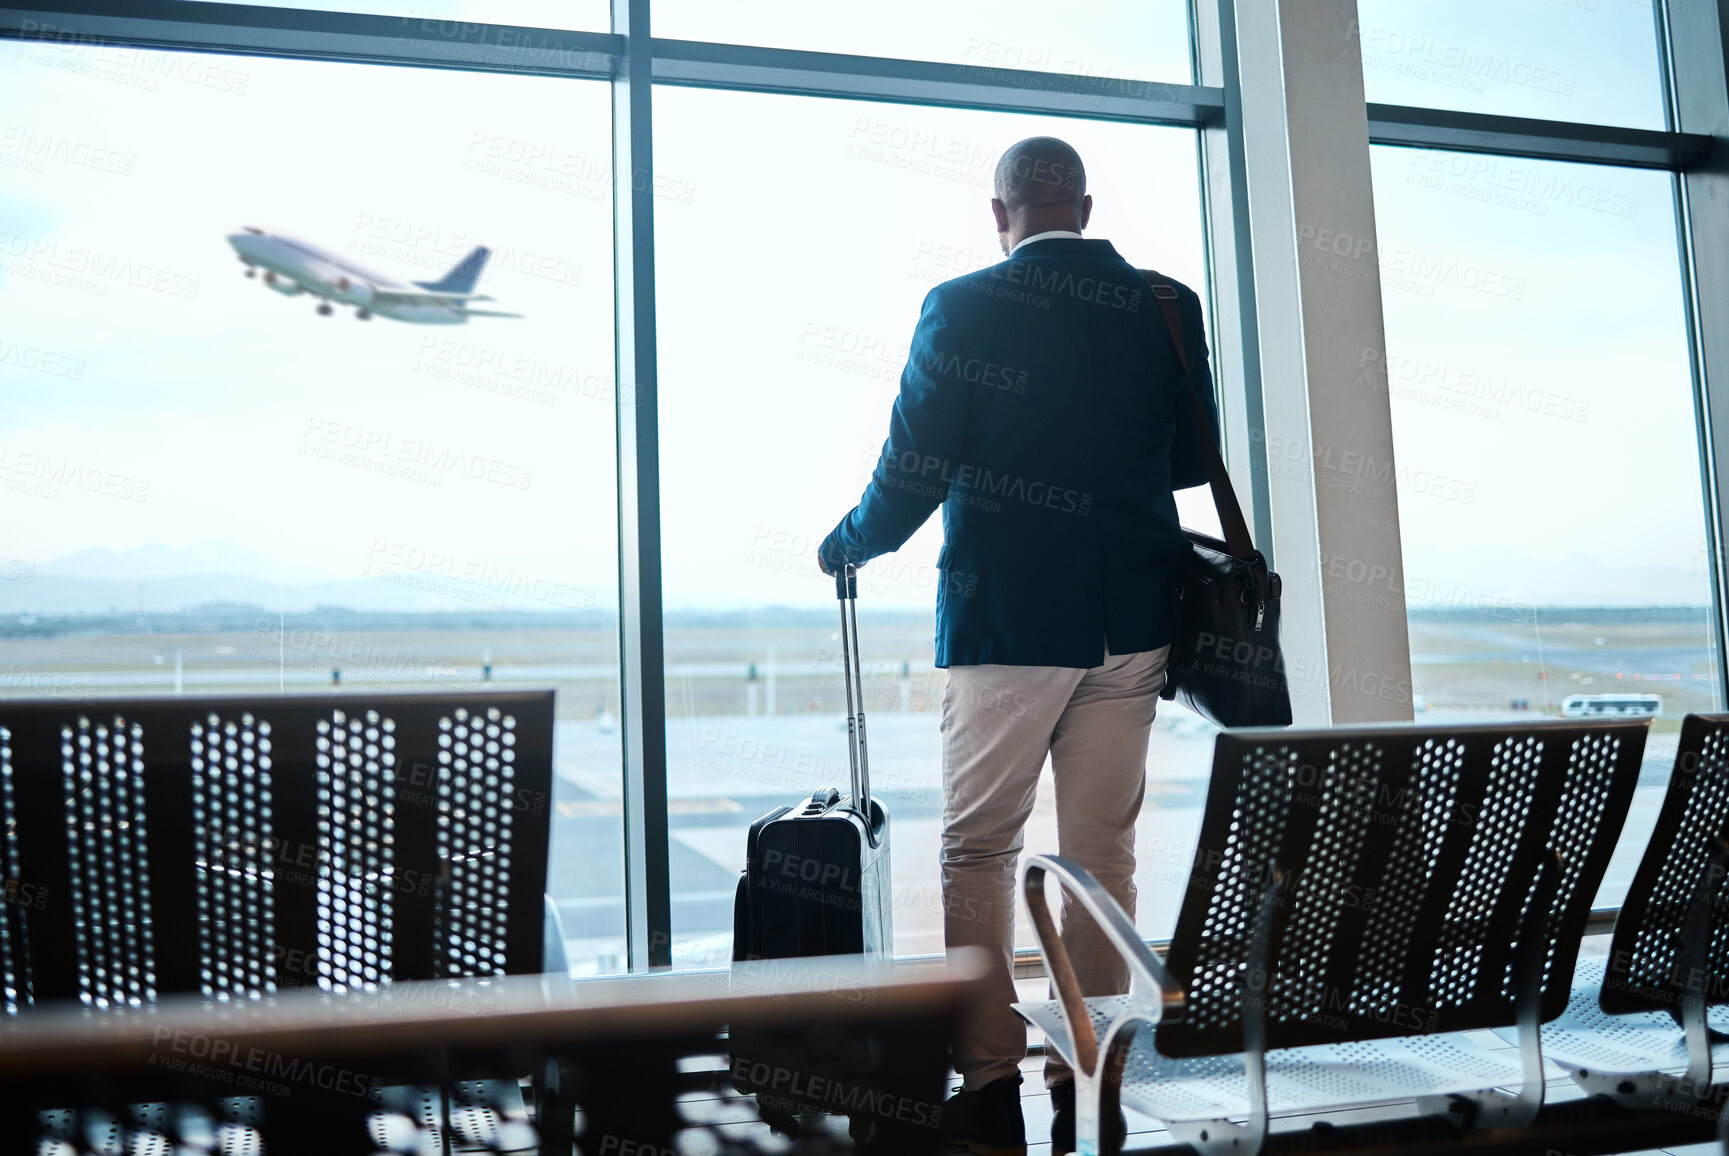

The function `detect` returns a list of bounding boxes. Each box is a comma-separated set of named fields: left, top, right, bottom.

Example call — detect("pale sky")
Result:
left=0, top=44, right=620, bottom=612
left=0, top=0, right=1711, bottom=616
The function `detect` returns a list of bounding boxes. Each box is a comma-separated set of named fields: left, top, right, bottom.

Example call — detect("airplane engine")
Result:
left=333, top=276, right=374, bottom=306
left=263, top=271, right=303, bottom=297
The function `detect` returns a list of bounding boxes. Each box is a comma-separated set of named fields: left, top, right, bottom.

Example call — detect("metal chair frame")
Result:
left=1018, top=719, right=1650, bottom=1156
left=0, top=691, right=558, bottom=1152
left=1504, top=714, right=1729, bottom=1147
left=0, top=690, right=556, bottom=1005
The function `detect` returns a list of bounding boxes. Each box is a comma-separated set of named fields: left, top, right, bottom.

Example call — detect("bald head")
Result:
left=990, top=136, right=1092, bottom=255
left=993, top=137, right=1086, bottom=211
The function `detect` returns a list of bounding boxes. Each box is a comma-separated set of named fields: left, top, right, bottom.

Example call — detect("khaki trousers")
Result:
left=941, top=646, right=1169, bottom=1089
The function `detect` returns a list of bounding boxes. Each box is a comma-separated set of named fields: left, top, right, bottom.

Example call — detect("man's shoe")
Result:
left=1049, top=1079, right=1128, bottom=1156
left=940, top=1072, right=1026, bottom=1156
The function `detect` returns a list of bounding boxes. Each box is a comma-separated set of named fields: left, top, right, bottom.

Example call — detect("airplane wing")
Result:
left=370, top=287, right=497, bottom=306
left=459, top=309, right=525, bottom=319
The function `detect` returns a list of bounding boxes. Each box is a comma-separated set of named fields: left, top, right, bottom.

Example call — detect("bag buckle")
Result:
left=1152, top=284, right=1179, bottom=300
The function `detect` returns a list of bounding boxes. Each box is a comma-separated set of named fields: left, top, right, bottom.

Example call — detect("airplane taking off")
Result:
left=226, top=227, right=522, bottom=324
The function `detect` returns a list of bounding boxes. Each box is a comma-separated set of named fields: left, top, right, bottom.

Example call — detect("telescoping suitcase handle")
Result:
left=834, top=563, right=873, bottom=828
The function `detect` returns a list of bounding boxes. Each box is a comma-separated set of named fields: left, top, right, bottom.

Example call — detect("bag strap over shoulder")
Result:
left=1140, top=268, right=1256, bottom=560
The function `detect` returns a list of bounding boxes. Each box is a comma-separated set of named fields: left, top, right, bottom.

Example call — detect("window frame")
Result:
left=0, top=0, right=1719, bottom=972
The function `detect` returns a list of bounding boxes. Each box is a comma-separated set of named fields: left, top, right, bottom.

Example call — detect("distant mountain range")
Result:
left=38, top=542, right=333, bottom=585
left=0, top=539, right=1711, bottom=617
left=1399, top=545, right=1710, bottom=609
left=6, top=541, right=609, bottom=616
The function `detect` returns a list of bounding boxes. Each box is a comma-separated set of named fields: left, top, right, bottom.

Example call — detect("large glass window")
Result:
left=6, top=0, right=1707, bottom=984
left=0, top=44, right=626, bottom=973
left=653, top=86, right=1210, bottom=964
left=655, top=0, right=1192, bottom=88
left=1370, top=146, right=1720, bottom=907
left=1354, top=0, right=1667, bottom=130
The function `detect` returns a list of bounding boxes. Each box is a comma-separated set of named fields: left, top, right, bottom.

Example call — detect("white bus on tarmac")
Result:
left=1560, top=693, right=1663, bottom=719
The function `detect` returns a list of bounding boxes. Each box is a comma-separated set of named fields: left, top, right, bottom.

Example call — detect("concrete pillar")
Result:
left=1233, top=0, right=1414, bottom=724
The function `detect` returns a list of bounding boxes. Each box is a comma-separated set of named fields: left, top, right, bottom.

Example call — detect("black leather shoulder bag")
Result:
left=1142, top=269, right=1292, bottom=729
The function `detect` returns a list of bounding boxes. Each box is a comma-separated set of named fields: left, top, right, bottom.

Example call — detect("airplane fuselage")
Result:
left=228, top=232, right=467, bottom=324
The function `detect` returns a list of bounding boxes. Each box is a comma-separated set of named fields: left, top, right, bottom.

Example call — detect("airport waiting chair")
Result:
left=0, top=691, right=557, bottom=1152
left=1496, top=714, right=1729, bottom=1134
left=1016, top=718, right=1649, bottom=1156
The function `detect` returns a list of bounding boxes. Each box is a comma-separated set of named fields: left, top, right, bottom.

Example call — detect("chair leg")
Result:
left=1679, top=832, right=1729, bottom=1102
left=534, top=1058, right=579, bottom=1153
left=1436, top=850, right=1562, bottom=1129
left=1073, top=1070, right=1104, bottom=1156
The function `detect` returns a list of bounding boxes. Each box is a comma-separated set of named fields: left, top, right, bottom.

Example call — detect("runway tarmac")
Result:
left=548, top=706, right=1678, bottom=973
left=0, top=613, right=1707, bottom=974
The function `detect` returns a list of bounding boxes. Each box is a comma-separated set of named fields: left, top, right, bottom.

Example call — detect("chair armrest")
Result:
left=1019, top=854, right=1184, bottom=1076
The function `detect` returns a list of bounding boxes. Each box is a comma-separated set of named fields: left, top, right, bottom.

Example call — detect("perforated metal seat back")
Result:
left=1602, top=713, right=1729, bottom=1016
left=0, top=691, right=554, bottom=1012
left=1155, top=719, right=1647, bottom=1059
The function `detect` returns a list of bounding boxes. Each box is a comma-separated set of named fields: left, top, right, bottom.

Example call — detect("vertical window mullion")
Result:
left=613, top=0, right=672, bottom=971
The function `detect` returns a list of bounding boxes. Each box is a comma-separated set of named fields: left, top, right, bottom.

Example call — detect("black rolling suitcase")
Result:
left=731, top=565, right=900, bottom=1142
left=732, top=564, right=892, bottom=960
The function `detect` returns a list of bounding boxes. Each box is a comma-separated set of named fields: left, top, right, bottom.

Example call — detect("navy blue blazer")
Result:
left=820, top=237, right=1219, bottom=669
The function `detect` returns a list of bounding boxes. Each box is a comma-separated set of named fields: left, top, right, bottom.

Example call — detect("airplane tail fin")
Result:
left=415, top=245, right=491, bottom=295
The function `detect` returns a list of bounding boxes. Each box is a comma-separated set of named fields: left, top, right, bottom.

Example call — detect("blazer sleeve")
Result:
left=1169, top=285, right=1221, bottom=492
left=821, top=289, right=968, bottom=568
